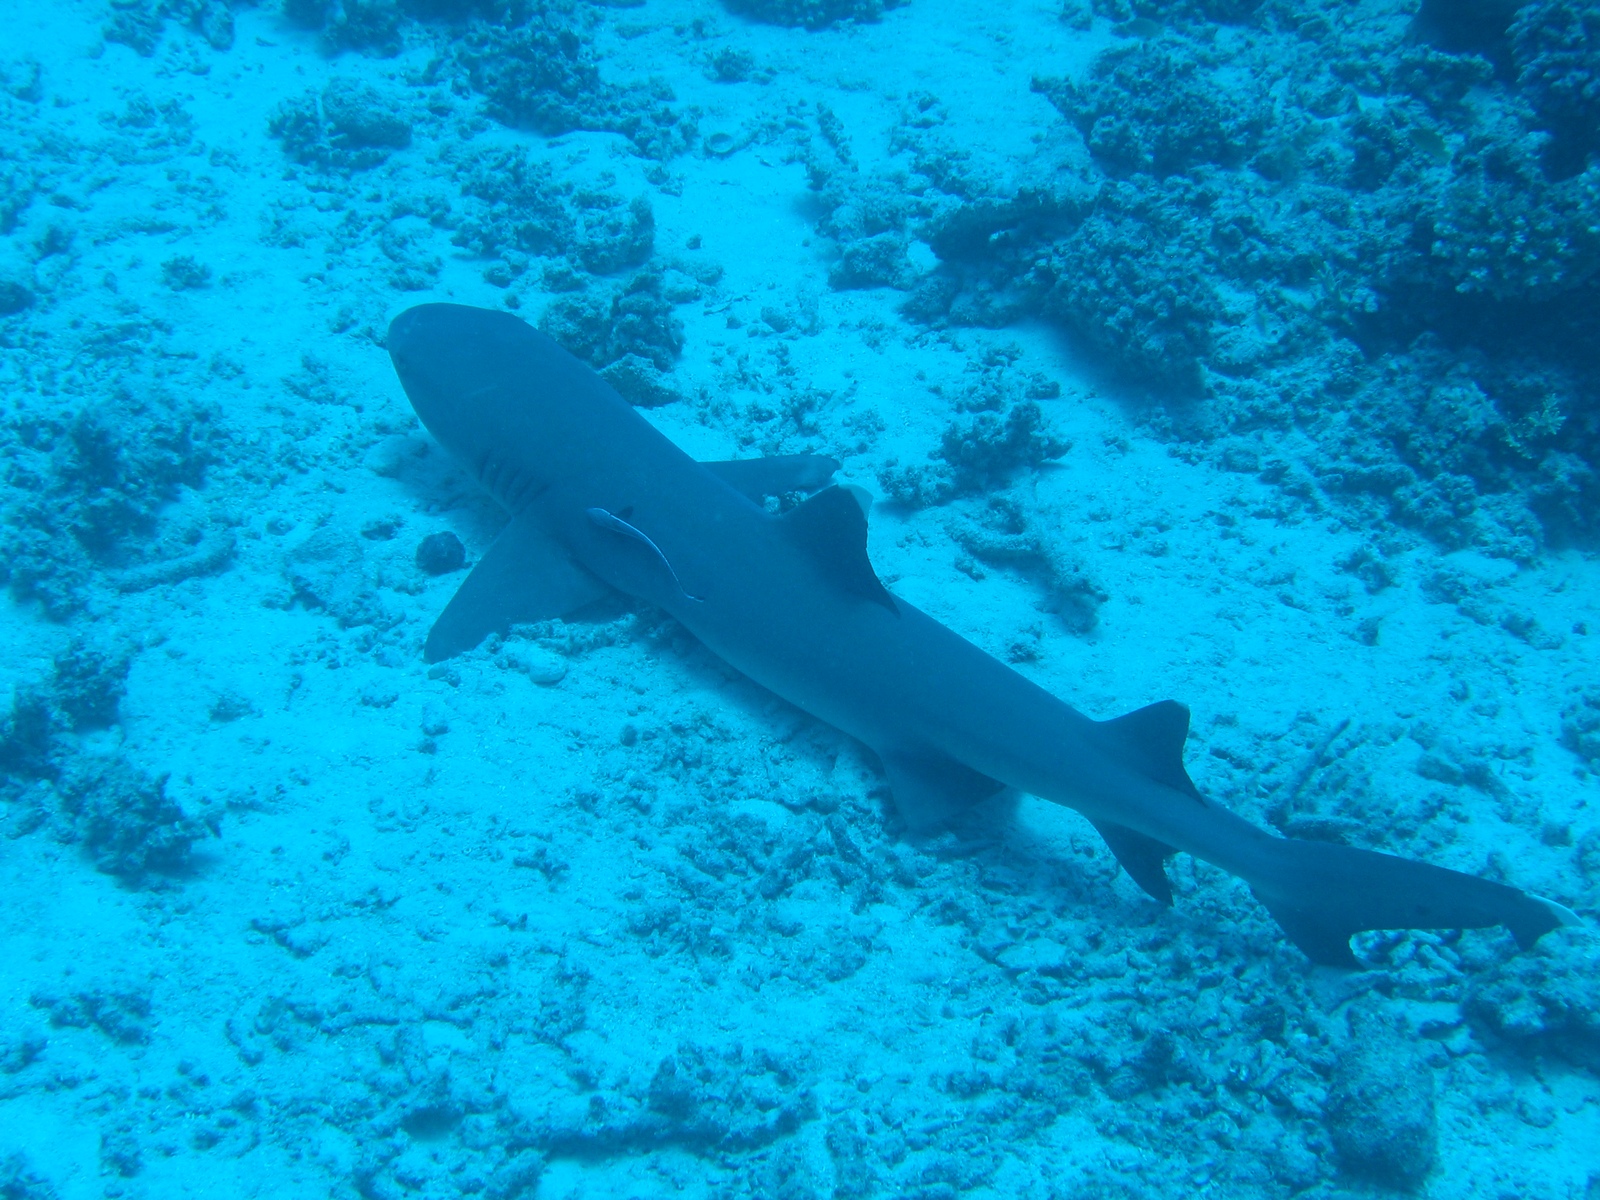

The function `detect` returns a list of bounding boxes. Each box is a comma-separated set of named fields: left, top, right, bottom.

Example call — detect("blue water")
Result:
left=1, top=0, right=1596, bottom=1196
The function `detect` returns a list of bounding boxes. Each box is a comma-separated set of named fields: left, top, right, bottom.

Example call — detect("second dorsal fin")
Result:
left=782, top=486, right=897, bottom=614
left=1099, top=700, right=1204, bottom=801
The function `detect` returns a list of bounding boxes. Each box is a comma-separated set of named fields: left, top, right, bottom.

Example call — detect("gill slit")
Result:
left=476, top=450, right=545, bottom=513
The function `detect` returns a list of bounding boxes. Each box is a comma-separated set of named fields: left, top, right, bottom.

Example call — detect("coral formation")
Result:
left=1324, top=1008, right=1438, bottom=1188
left=878, top=359, right=1070, bottom=504
left=0, top=641, right=212, bottom=882
left=875, top=0, right=1600, bottom=554
left=0, top=389, right=218, bottom=616
left=723, top=0, right=907, bottom=30
left=269, top=79, right=414, bottom=171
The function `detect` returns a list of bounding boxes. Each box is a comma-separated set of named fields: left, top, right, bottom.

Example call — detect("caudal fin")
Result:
left=1251, top=838, right=1575, bottom=967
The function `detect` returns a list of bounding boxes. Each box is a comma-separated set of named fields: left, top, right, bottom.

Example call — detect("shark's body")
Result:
left=388, top=303, right=1572, bottom=967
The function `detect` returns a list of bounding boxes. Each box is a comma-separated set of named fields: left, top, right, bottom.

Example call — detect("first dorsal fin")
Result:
left=1099, top=700, right=1203, bottom=801
left=782, top=486, right=898, bottom=614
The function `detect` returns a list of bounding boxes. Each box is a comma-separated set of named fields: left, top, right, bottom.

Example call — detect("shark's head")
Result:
left=387, top=303, right=523, bottom=463
left=388, top=303, right=609, bottom=510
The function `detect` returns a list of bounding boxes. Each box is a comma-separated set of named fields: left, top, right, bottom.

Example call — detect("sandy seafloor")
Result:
left=1, top=0, right=1599, bottom=1197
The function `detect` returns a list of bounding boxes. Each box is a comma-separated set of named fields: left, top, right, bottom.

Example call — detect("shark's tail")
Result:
left=1247, top=837, right=1579, bottom=967
left=1087, top=700, right=1580, bottom=966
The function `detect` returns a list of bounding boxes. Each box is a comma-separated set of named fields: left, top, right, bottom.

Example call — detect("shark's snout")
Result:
left=386, top=304, right=445, bottom=394
left=387, top=304, right=486, bottom=437
left=387, top=305, right=481, bottom=467
left=386, top=309, right=421, bottom=387
left=385, top=304, right=557, bottom=485
left=386, top=305, right=421, bottom=349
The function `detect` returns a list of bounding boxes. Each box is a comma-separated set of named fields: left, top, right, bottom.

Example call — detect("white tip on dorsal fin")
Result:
left=700, top=454, right=840, bottom=503
left=843, top=484, right=873, bottom=517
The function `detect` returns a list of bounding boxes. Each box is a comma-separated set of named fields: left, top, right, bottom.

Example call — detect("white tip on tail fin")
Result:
left=1530, top=893, right=1586, bottom=930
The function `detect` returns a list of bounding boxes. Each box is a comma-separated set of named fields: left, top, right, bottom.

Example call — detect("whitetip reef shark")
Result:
left=387, top=303, right=1577, bottom=967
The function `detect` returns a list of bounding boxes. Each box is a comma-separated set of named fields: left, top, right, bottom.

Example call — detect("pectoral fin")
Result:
left=425, top=515, right=609, bottom=662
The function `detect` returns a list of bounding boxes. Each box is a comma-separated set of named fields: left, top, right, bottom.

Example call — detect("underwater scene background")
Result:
left=0, top=0, right=1598, bottom=1196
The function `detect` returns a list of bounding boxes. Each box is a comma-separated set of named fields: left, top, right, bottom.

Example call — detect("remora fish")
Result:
left=387, top=303, right=1575, bottom=967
